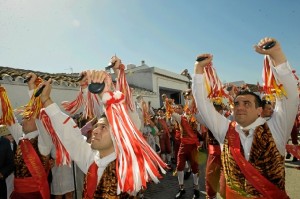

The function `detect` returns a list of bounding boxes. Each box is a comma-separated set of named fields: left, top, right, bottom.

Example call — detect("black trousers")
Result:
left=0, top=179, right=7, bottom=199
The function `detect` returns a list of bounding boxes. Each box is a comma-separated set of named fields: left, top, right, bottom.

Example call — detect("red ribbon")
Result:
left=104, top=91, right=166, bottom=194
left=19, top=139, right=50, bottom=199
left=228, top=123, right=289, bottom=199
left=61, top=90, right=84, bottom=115
left=116, top=64, right=134, bottom=111
left=83, top=162, right=98, bottom=199
left=208, top=145, right=221, bottom=155
left=40, top=110, right=71, bottom=166
left=203, top=62, right=230, bottom=103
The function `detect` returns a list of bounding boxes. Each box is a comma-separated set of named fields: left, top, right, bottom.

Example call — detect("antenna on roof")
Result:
left=65, top=67, right=73, bottom=74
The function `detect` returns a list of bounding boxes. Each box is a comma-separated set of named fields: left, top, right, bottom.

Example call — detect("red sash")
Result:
left=208, top=144, right=221, bottom=155
left=83, top=162, right=98, bottom=199
left=228, top=123, right=289, bottom=199
left=286, top=144, right=300, bottom=160
left=14, top=177, right=40, bottom=192
left=19, top=139, right=50, bottom=199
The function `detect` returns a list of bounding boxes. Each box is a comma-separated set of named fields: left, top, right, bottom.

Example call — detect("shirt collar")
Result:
left=21, top=130, right=39, bottom=140
left=237, top=117, right=266, bottom=132
left=94, top=151, right=116, bottom=168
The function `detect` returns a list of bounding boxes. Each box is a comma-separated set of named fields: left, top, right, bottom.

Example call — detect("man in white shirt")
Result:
left=192, top=37, right=298, bottom=198
left=39, top=70, right=167, bottom=198
left=1, top=73, right=53, bottom=199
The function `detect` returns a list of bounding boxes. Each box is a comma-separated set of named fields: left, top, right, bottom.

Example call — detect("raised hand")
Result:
left=194, top=53, right=213, bottom=74
left=254, top=37, right=286, bottom=66
left=25, top=72, right=38, bottom=90
left=86, top=70, right=112, bottom=96
left=77, top=71, right=88, bottom=89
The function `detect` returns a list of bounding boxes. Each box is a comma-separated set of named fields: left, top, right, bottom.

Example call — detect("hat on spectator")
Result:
left=0, top=125, right=11, bottom=137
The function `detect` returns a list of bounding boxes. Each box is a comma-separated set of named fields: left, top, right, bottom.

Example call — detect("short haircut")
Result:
left=213, top=104, right=223, bottom=112
left=100, top=113, right=107, bottom=119
left=261, top=100, right=272, bottom=109
left=234, top=90, right=262, bottom=108
left=157, top=108, right=165, bottom=112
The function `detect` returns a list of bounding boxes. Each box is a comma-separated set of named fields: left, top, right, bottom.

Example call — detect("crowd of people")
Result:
left=0, top=37, right=299, bottom=199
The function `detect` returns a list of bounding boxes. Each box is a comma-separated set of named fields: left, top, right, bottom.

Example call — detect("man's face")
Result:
left=4, top=134, right=14, bottom=143
left=176, top=106, right=184, bottom=115
left=233, top=94, right=261, bottom=127
left=22, top=117, right=37, bottom=134
left=91, top=117, right=114, bottom=157
left=158, top=110, right=164, bottom=117
left=261, top=104, right=274, bottom=118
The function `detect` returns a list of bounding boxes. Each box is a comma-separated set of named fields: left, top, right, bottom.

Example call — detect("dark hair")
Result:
left=100, top=113, right=107, bottom=119
left=157, top=108, right=165, bottom=112
left=213, top=104, right=223, bottom=112
left=261, top=100, right=272, bottom=109
left=234, top=90, right=262, bottom=108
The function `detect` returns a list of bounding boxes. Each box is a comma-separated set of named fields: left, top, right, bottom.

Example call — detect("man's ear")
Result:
left=257, top=107, right=262, bottom=116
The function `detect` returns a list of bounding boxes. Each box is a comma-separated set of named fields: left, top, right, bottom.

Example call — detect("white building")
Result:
left=0, top=62, right=190, bottom=116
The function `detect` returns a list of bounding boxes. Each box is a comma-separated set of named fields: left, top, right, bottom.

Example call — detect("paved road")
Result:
left=143, top=156, right=300, bottom=199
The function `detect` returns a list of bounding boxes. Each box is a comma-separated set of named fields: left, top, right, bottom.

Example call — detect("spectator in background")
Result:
left=2, top=129, right=16, bottom=199
left=0, top=125, right=14, bottom=199
left=260, top=99, right=274, bottom=119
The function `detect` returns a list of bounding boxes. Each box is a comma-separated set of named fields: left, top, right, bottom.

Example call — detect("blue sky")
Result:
left=0, top=0, right=299, bottom=84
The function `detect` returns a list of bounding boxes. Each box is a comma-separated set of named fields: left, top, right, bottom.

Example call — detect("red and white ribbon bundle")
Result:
left=116, top=64, right=135, bottom=111
left=40, top=110, right=72, bottom=166
left=0, top=86, right=15, bottom=125
left=262, top=56, right=287, bottom=101
left=61, top=88, right=103, bottom=119
left=102, top=91, right=167, bottom=195
left=83, top=91, right=102, bottom=119
left=61, top=89, right=84, bottom=115
left=203, top=62, right=230, bottom=104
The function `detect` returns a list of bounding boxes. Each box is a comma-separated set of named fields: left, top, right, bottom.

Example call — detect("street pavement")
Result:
left=143, top=155, right=300, bottom=199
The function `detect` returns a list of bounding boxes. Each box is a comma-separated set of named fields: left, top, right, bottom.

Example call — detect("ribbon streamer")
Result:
left=0, top=86, right=15, bottom=125
left=102, top=91, right=167, bottom=195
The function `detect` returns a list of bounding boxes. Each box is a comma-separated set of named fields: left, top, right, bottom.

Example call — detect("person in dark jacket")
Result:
left=0, top=125, right=15, bottom=199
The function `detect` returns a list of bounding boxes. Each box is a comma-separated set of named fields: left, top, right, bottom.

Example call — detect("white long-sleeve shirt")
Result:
left=192, top=61, right=299, bottom=160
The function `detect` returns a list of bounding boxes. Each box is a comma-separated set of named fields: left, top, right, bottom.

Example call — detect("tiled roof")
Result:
left=0, top=66, right=156, bottom=94
left=0, top=66, right=80, bottom=86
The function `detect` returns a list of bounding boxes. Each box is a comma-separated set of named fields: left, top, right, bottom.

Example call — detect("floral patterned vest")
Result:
left=221, top=123, right=285, bottom=197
